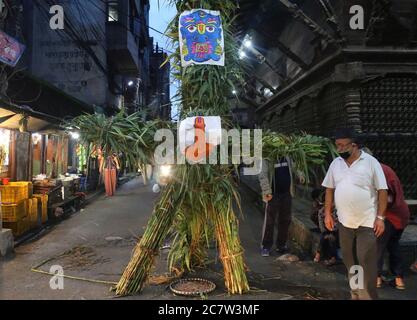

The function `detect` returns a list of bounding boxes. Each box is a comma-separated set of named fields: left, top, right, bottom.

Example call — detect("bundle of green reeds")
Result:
left=115, top=173, right=186, bottom=295
left=66, top=111, right=161, bottom=173
left=262, top=132, right=337, bottom=184
left=115, top=0, right=250, bottom=296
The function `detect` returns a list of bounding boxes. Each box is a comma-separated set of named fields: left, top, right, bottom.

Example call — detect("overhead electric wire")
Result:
left=34, top=0, right=126, bottom=93
left=34, top=0, right=109, bottom=77
left=72, top=0, right=109, bottom=65
left=34, top=0, right=177, bottom=113
left=74, top=0, right=108, bottom=46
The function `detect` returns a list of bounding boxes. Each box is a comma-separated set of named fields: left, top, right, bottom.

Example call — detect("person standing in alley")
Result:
left=258, top=156, right=293, bottom=257
left=104, top=153, right=120, bottom=197
left=322, top=128, right=388, bottom=300
left=361, top=148, right=410, bottom=290
left=377, top=162, right=410, bottom=289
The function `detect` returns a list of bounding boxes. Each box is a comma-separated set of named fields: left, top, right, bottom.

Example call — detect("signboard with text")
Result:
left=0, top=29, right=25, bottom=67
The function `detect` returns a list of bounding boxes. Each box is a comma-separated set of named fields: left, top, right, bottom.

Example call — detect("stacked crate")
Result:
left=27, top=197, right=39, bottom=229
left=32, top=194, right=48, bottom=224
left=0, top=182, right=32, bottom=237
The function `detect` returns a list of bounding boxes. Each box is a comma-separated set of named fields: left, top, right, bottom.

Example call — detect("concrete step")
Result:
left=0, top=228, right=14, bottom=257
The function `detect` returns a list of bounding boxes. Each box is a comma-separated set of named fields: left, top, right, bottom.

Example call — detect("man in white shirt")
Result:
left=322, top=128, right=388, bottom=300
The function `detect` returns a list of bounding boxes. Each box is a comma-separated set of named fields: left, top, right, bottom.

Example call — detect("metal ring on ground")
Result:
left=169, top=278, right=216, bottom=296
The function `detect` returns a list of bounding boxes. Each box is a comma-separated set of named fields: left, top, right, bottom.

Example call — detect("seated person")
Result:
left=311, top=188, right=339, bottom=266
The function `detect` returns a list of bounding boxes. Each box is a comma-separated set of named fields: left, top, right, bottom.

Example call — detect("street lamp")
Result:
left=264, top=88, right=273, bottom=97
left=243, top=34, right=253, bottom=48
left=240, top=34, right=284, bottom=80
left=160, top=165, right=171, bottom=177
left=243, top=39, right=252, bottom=48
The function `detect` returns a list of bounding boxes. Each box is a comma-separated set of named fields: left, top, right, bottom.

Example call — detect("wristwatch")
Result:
left=376, top=215, right=385, bottom=221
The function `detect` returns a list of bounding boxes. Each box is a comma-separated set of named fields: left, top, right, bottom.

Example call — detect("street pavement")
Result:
left=1, top=176, right=416, bottom=300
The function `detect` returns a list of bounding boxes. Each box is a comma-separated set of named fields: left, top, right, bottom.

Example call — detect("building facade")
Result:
left=0, top=0, right=170, bottom=183
left=24, top=0, right=153, bottom=114
left=237, top=0, right=417, bottom=200
left=148, top=42, right=171, bottom=120
left=1, top=0, right=170, bottom=116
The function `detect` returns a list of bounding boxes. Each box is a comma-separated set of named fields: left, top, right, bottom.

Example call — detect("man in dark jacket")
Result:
left=258, top=157, right=294, bottom=257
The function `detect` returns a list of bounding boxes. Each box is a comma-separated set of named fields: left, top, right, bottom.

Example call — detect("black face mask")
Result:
left=339, top=150, right=351, bottom=159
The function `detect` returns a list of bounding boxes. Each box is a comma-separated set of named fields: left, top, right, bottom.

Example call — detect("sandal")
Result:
left=394, top=277, right=405, bottom=290
left=377, top=277, right=382, bottom=288
left=324, top=257, right=337, bottom=266
left=313, top=252, right=320, bottom=263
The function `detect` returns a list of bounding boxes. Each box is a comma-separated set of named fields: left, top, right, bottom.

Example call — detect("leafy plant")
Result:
left=262, top=131, right=337, bottom=185
left=65, top=111, right=163, bottom=176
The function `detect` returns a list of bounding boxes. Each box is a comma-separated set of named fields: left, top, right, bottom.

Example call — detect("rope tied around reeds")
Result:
left=221, top=250, right=244, bottom=260
left=135, top=245, right=158, bottom=257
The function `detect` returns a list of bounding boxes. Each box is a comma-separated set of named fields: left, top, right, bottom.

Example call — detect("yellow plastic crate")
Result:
left=3, top=217, right=30, bottom=237
left=26, top=198, right=32, bottom=223
left=1, top=200, right=27, bottom=222
left=28, top=198, right=39, bottom=228
left=33, top=194, right=48, bottom=223
left=0, top=182, right=32, bottom=204
left=9, top=181, right=33, bottom=198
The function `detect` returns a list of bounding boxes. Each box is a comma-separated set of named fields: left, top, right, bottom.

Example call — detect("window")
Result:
left=108, top=1, right=119, bottom=22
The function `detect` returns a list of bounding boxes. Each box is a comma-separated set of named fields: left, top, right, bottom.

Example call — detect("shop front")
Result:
left=0, top=107, right=86, bottom=239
